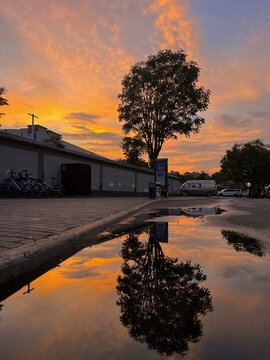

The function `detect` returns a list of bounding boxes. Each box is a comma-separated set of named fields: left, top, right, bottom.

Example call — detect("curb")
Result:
left=0, top=199, right=155, bottom=286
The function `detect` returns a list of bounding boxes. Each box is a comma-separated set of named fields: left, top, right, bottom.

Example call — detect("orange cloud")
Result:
left=160, top=110, right=266, bottom=173
left=148, top=0, right=199, bottom=59
left=1, top=1, right=133, bottom=137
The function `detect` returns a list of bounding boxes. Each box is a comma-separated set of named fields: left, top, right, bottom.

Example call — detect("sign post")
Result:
left=155, top=158, right=168, bottom=197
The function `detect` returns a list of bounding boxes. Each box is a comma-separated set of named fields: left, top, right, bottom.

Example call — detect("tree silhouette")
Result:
left=118, top=49, right=210, bottom=167
left=220, top=139, right=270, bottom=196
left=121, top=136, right=149, bottom=168
left=116, top=229, right=213, bottom=357
left=222, top=230, right=266, bottom=257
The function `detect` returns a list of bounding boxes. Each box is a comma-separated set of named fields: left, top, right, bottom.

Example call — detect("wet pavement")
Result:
left=0, top=200, right=269, bottom=360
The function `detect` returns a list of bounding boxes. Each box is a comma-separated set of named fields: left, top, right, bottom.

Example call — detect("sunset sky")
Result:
left=1, top=0, right=270, bottom=173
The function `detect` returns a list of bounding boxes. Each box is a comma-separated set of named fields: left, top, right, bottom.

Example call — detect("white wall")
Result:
left=0, top=144, right=38, bottom=180
left=169, top=177, right=180, bottom=194
left=137, top=172, right=154, bottom=192
left=103, top=165, right=136, bottom=192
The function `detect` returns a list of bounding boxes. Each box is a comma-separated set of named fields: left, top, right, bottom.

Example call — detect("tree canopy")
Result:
left=0, top=87, right=9, bottom=119
left=118, top=49, right=210, bottom=167
left=116, top=229, right=213, bottom=357
left=121, top=136, right=149, bottom=168
left=220, top=139, right=270, bottom=195
left=43, top=134, right=65, bottom=148
left=211, top=169, right=229, bottom=185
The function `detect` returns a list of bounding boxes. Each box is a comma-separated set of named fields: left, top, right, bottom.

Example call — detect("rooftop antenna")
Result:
left=28, top=113, right=38, bottom=139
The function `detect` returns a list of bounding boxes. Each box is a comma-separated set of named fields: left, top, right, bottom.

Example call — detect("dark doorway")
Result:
left=61, top=163, right=91, bottom=195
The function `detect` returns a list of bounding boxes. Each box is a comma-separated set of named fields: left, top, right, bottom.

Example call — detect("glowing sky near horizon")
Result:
left=1, top=0, right=270, bottom=173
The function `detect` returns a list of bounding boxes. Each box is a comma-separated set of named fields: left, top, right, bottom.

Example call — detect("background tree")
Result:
left=43, top=134, right=65, bottom=148
left=116, top=228, right=213, bottom=357
left=211, top=169, right=230, bottom=185
left=220, top=139, right=270, bottom=196
left=0, top=87, right=9, bottom=120
left=121, top=136, right=149, bottom=168
left=118, top=49, right=210, bottom=167
left=198, top=170, right=210, bottom=180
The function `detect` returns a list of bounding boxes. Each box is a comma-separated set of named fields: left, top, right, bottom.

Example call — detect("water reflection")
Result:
left=23, top=283, right=34, bottom=295
left=221, top=230, right=267, bottom=257
left=116, top=226, right=213, bottom=357
left=102, top=207, right=224, bottom=245
left=0, top=214, right=269, bottom=359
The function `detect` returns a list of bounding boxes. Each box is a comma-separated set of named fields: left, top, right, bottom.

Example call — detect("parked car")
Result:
left=178, top=180, right=217, bottom=196
left=217, top=189, right=243, bottom=197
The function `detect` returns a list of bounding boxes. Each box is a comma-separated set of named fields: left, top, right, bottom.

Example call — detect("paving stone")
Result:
left=0, top=241, right=22, bottom=249
left=0, top=236, right=26, bottom=243
left=0, top=197, right=151, bottom=255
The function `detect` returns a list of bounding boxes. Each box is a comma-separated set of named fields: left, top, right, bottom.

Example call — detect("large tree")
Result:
left=220, top=139, right=270, bottom=196
left=0, top=87, right=9, bottom=119
left=118, top=49, right=210, bottom=167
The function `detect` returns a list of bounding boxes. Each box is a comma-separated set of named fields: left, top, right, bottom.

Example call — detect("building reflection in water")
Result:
left=116, top=223, right=213, bottom=357
left=221, top=230, right=267, bottom=257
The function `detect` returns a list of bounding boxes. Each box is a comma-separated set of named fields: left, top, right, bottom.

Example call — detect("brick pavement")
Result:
left=0, top=197, right=151, bottom=255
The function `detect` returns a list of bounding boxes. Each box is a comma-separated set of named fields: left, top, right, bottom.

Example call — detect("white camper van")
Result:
left=179, top=180, right=217, bottom=196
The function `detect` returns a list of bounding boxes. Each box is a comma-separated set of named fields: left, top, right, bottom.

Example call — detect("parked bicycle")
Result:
left=0, top=169, right=65, bottom=198
left=0, top=169, right=23, bottom=197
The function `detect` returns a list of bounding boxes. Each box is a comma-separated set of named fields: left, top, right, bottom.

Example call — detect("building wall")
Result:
left=102, top=165, right=135, bottom=192
left=137, top=172, right=154, bottom=193
left=43, top=153, right=100, bottom=190
left=0, top=144, right=38, bottom=180
left=169, top=177, right=180, bottom=194
left=0, top=137, right=180, bottom=195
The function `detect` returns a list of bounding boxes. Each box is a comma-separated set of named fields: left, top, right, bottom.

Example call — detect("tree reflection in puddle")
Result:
left=221, top=230, right=267, bottom=257
left=116, top=225, right=213, bottom=357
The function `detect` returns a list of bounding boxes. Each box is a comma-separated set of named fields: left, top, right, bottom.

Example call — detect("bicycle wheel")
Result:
left=53, top=188, right=64, bottom=198
left=50, top=184, right=63, bottom=198
left=5, top=184, right=21, bottom=197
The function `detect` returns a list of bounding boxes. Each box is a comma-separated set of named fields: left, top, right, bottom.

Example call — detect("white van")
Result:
left=179, top=180, right=217, bottom=196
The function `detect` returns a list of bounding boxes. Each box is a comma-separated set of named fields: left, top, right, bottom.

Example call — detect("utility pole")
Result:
left=28, top=113, right=38, bottom=139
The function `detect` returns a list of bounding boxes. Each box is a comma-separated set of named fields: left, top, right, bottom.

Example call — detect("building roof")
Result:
left=0, top=130, right=155, bottom=174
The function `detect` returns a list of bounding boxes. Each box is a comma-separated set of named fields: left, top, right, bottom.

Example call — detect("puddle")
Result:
left=0, top=209, right=269, bottom=360
left=98, top=207, right=225, bottom=242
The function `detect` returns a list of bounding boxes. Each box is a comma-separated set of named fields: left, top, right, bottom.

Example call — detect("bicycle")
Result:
left=0, top=169, right=25, bottom=197
left=0, top=170, right=65, bottom=198
left=50, top=177, right=65, bottom=198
